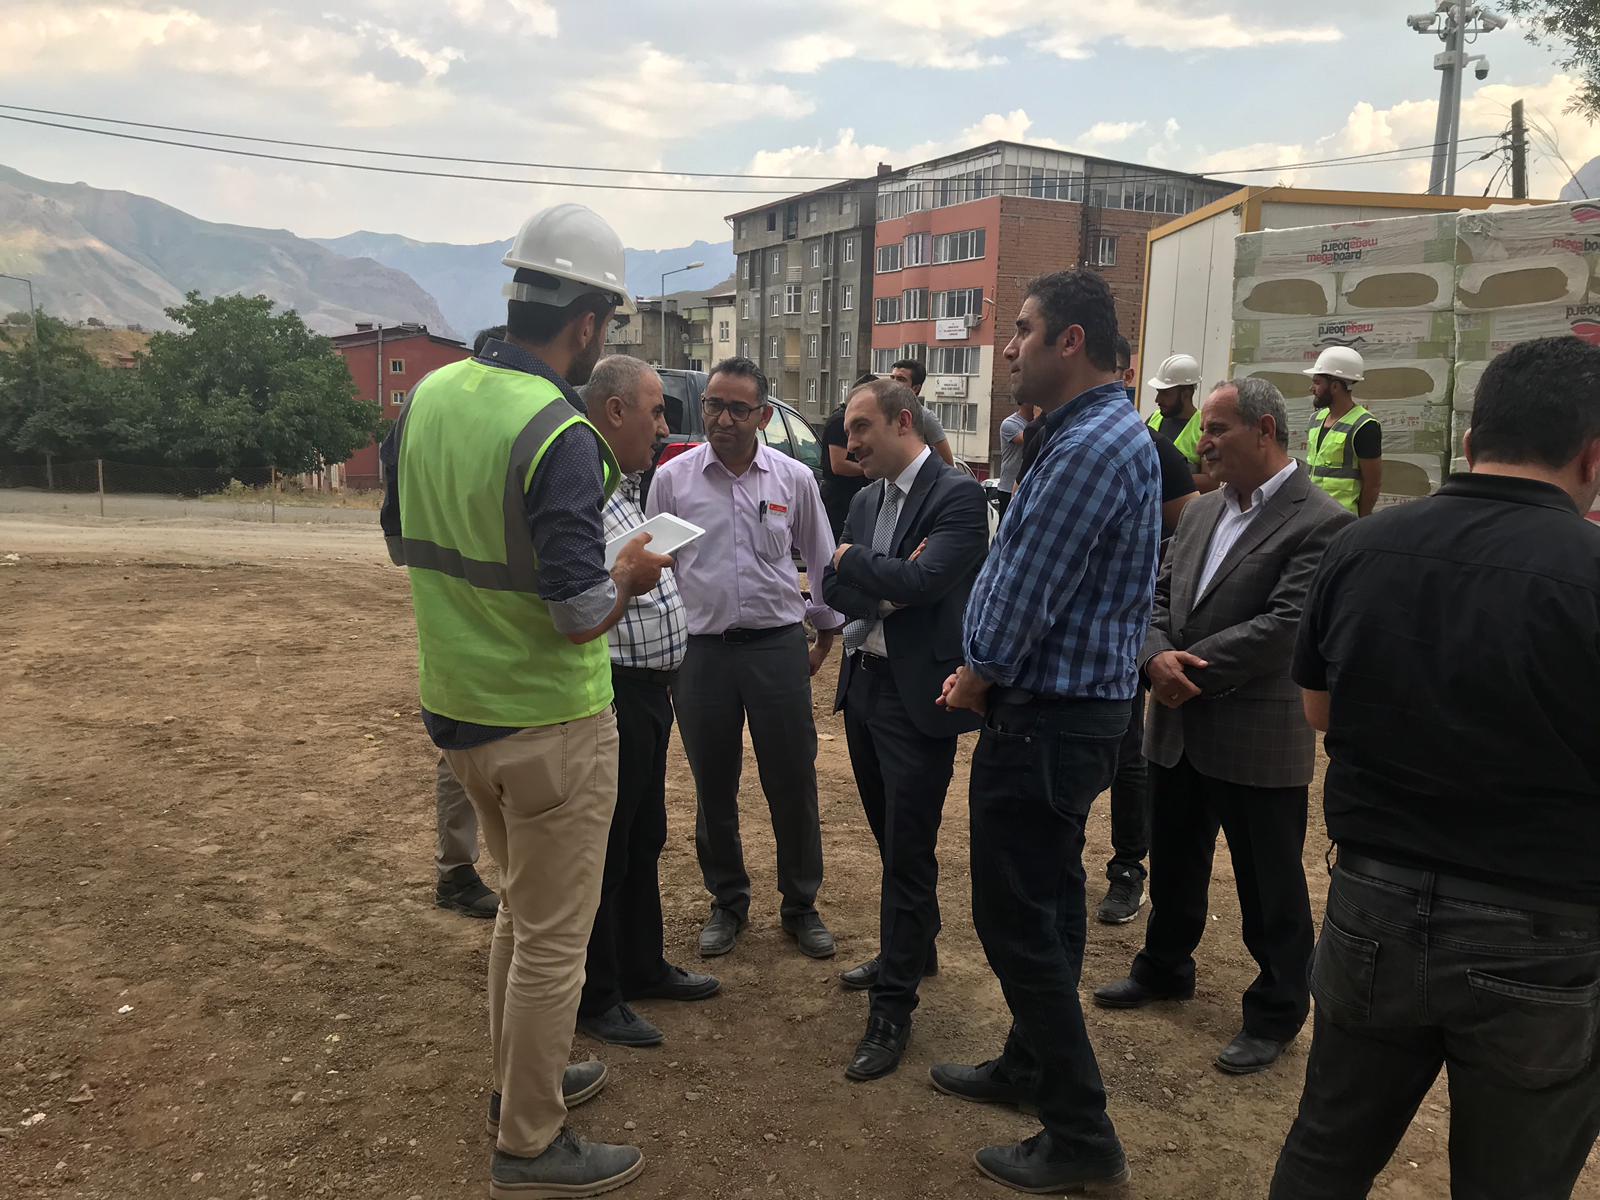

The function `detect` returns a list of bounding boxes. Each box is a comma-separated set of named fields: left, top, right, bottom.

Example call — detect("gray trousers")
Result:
left=673, top=627, right=823, bottom=920
left=435, top=753, right=481, bottom=879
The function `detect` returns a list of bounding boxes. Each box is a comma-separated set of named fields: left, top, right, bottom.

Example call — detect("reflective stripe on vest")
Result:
left=1307, top=406, right=1376, bottom=513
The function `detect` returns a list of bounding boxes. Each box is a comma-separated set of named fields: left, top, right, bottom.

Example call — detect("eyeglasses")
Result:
left=701, top=398, right=762, bottom=422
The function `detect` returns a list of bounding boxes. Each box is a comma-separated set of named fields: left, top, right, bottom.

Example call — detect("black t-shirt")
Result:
left=1311, top=418, right=1382, bottom=459
left=820, top=408, right=868, bottom=501
left=1019, top=417, right=1196, bottom=506
left=1293, top=473, right=1600, bottom=900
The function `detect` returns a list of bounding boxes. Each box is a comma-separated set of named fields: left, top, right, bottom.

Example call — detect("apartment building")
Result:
left=727, top=176, right=881, bottom=426
left=707, top=287, right=737, bottom=367
left=869, top=143, right=1234, bottom=471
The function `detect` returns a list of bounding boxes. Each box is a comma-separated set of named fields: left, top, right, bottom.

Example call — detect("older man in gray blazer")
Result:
left=1093, top=378, right=1354, bottom=1076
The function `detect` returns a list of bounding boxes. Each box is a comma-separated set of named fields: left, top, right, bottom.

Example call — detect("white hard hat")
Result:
left=1303, top=346, right=1365, bottom=383
left=1146, top=353, right=1202, bottom=391
left=502, top=203, right=637, bottom=316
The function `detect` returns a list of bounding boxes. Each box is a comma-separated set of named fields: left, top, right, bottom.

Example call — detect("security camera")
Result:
left=1474, top=57, right=1491, bottom=80
left=1406, top=12, right=1437, bottom=30
left=1477, top=9, right=1508, bottom=31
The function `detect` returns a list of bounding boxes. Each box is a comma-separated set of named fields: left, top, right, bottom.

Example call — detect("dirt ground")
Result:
left=1, top=513, right=1593, bottom=1200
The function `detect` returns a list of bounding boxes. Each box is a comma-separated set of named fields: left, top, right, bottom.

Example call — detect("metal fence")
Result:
left=0, top=460, right=382, bottom=524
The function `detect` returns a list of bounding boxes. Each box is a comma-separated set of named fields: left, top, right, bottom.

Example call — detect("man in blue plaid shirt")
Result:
left=931, top=271, right=1161, bottom=1195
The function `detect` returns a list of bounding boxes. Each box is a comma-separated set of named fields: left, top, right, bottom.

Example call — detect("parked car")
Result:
left=654, top=369, right=823, bottom=482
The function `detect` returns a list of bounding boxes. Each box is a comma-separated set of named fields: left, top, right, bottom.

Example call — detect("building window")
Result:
left=810, top=242, right=821, bottom=268
left=1095, top=235, right=1118, bottom=267
left=841, top=379, right=851, bottom=405
left=388, top=358, right=405, bottom=374
left=932, top=287, right=983, bottom=319
left=808, top=334, right=819, bottom=358
left=806, top=201, right=818, bottom=223
left=874, top=296, right=901, bottom=324
left=718, top=320, right=730, bottom=340
left=899, top=342, right=928, bottom=363
left=390, top=389, right=406, bottom=405
left=741, top=297, right=749, bottom=319
left=769, top=335, right=779, bottom=359
left=840, top=331, right=852, bottom=357
left=902, top=288, right=929, bottom=321
left=808, top=289, right=820, bottom=314
left=785, top=284, right=801, bottom=314
left=933, top=401, right=979, bottom=432
left=766, top=212, right=777, bottom=232
left=875, top=243, right=902, bottom=273
left=808, top=378, right=817, bottom=405
left=871, top=348, right=897, bottom=373
left=930, top=346, right=980, bottom=374
left=771, top=292, right=780, bottom=316
left=934, top=229, right=986, bottom=264
left=843, top=236, right=856, bottom=263
left=841, top=284, right=854, bottom=311
left=770, top=249, right=782, bottom=273
left=743, top=254, right=752, bottom=282
left=933, top=168, right=990, bottom=209
left=904, top=232, right=931, bottom=267
left=741, top=338, right=750, bottom=357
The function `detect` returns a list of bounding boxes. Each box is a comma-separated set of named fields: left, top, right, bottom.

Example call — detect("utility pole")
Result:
left=1408, top=3, right=1508, bottom=195
left=659, top=261, right=704, bottom=370
left=1510, top=99, right=1528, bottom=198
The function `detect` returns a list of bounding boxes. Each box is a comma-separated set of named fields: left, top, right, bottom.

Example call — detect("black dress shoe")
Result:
left=1092, top=975, right=1194, bottom=1009
left=435, top=866, right=499, bottom=918
left=485, top=1061, right=608, bottom=1136
left=928, top=1059, right=1038, bottom=1115
left=974, top=1131, right=1130, bottom=1194
left=845, top=1015, right=910, bottom=1082
left=576, top=1003, right=664, bottom=1048
left=839, top=945, right=940, bottom=991
left=781, top=911, right=836, bottom=959
left=626, top=964, right=721, bottom=1002
left=698, top=906, right=745, bottom=958
left=1215, top=1032, right=1289, bottom=1075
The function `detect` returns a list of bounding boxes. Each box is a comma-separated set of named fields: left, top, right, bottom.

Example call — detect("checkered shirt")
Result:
left=604, top=475, right=689, bottom=670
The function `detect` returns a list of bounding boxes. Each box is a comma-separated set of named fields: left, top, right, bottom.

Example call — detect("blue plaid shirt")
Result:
left=963, top=382, right=1160, bottom=700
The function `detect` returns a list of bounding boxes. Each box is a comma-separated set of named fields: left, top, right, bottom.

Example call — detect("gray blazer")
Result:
left=1139, top=462, right=1354, bottom=789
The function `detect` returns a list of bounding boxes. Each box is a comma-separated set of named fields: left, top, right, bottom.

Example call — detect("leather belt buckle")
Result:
left=857, top=651, right=889, bottom=673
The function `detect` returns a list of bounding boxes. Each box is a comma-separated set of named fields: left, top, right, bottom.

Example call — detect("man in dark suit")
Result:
left=821, top=378, right=989, bottom=1082
left=1094, top=377, right=1354, bottom=1076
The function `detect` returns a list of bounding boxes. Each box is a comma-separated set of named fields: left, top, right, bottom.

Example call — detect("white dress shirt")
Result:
left=1196, top=459, right=1299, bottom=595
left=862, top=445, right=933, bottom=657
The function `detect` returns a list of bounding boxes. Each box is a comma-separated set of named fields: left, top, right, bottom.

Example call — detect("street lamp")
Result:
left=659, top=261, right=705, bottom=369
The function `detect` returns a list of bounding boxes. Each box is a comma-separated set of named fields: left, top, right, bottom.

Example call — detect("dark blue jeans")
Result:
left=1271, top=862, right=1600, bottom=1200
left=969, top=695, right=1128, bottom=1161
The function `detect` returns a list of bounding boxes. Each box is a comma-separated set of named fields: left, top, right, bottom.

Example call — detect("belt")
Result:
left=611, top=663, right=677, bottom=686
left=1337, top=851, right=1599, bottom=920
left=990, top=686, right=1116, bottom=710
left=855, top=650, right=890, bottom=674
left=692, top=623, right=799, bottom=646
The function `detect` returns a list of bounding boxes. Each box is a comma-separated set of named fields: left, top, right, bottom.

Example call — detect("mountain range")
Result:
left=311, top=232, right=735, bottom=341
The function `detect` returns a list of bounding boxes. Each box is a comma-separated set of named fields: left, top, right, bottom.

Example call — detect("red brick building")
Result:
left=868, top=143, right=1233, bottom=473
left=331, top=323, right=469, bottom=490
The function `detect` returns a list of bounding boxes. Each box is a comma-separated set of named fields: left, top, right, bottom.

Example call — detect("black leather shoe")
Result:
left=928, top=1059, right=1038, bottom=1115
left=626, top=964, right=721, bottom=1003
left=435, top=866, right=499, bottom=919
left=1215, top=1032, right=1289, bottom=1075
left=698, top=907, right=745, bottom=958
left=845, top=1015, right=910, bottom=1082
left=781, top=911, right=836, bottom=959
left=1092, top=975, right=1194, bottom=1009
left=576, top=1003, right=664, bottom=1048
left=485, top=1060, right=608, bottom=1136
left=839, top=944, right=939, bottom=991
left=974, top=1132, right=1130, bottom=1194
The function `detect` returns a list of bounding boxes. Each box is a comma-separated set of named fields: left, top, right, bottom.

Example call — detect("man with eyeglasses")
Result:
left=646, top=357, right=847, bottom=961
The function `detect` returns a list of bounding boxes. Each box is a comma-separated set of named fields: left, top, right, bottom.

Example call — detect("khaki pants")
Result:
left=444, top=708, right=619, bottom=1158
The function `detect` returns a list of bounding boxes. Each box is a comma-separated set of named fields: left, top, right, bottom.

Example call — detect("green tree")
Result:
left=140, top=292, right=380, bottom=475
left=1504, top=1, right=1600, bottom=119
left=0, top=312, right=154, bottom=462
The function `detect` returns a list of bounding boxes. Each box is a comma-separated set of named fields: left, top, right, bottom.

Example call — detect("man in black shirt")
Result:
left=1271, top=336, right=1600, bottom=1200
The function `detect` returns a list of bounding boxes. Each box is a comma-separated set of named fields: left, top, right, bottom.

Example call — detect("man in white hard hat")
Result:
left=380, top=202, right=670, bottom=1199
left=1146, top=353, right=1218, bottom=494
left=1304, top=347, right=1382, bottom=517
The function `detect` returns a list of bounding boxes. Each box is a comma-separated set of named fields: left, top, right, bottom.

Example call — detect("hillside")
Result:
left=0, top=165, right=455, bottom=337
left=313, top=231, right=735, bottom=342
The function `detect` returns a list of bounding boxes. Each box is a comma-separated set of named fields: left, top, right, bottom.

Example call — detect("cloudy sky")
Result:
left=6, top=0, right=1599, bottom=250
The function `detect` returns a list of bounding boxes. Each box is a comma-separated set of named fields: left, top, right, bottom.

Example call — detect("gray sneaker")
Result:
left=1096, top=872, right=1146, bottom=925
left=490, top=1127, right=643, bottom=1199
left=485, top=1061, right=609, bottom=1137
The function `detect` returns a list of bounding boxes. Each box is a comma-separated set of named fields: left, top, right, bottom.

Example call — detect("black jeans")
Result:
left=1132, top=754, right=1314, bottom=1041
left=969, top=695, right=1128, bottom=1161
left=842, top=658, right=956, bottom=1025
left=1271, top=862, right=1600, bottom=1200
left=579, top=670, right=674, bottom=1016
left=1105, top=685, right=1150, bottom=882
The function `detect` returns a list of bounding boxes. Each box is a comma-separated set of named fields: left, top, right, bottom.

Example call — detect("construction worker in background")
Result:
left=1145, top=354, right=1218, bottom=493
left=381, top=202, right=672, bottom=1199
left=1304, top=347, right=1382, bottom=517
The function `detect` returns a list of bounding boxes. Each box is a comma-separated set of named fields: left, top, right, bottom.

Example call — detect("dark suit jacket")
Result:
left=821, top=454, right=989, bottom=740
left=1139, top=463, right=1354, bottom=789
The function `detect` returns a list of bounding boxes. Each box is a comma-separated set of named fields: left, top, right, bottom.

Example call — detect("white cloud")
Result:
left=1077, top=121, right=1148, bottom=148
left=746, top=110, right=1063, bottom=181
left=444, top=0, right=558, bottom=36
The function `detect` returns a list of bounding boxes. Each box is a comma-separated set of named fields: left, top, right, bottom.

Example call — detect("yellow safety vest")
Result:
left=1306, top=405, right=1377, bottom=515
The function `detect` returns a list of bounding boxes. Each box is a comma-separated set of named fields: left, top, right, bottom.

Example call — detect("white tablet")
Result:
left=604, top=512, right=705, bottom=568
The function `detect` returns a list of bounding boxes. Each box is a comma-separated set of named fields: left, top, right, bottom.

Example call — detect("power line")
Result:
left=0, top=109, right=1504, bottom=199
